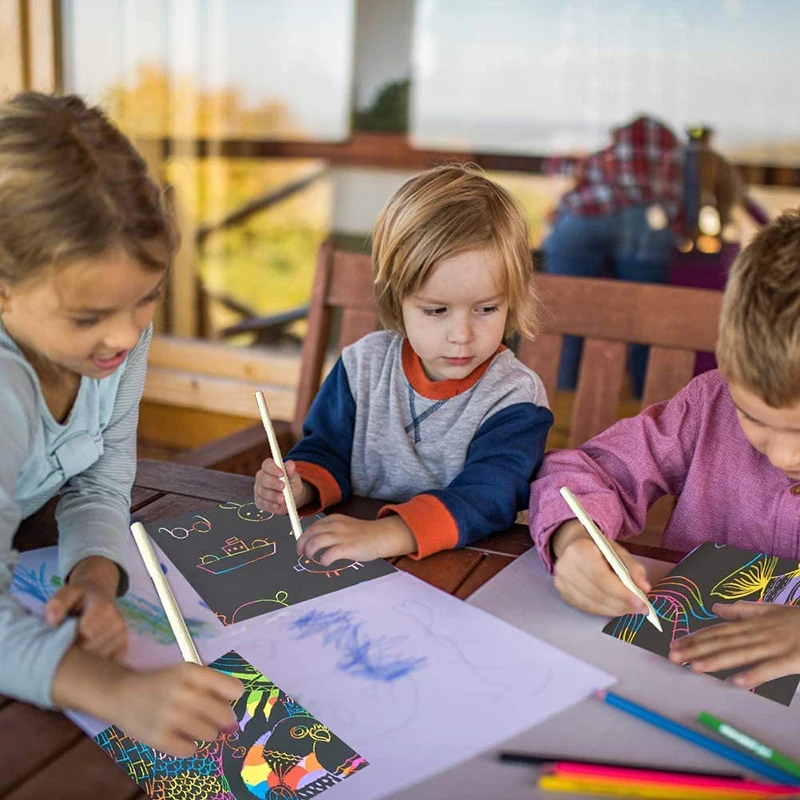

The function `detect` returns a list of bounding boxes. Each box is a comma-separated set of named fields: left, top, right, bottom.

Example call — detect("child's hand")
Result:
left=254, top=458, right=312, bottom=513
left=669, top=602, right=800, bottom=689
left=296, top=514, right=416, bottom=564
left=46, top=556, right=127, bottom=660
left=117, top=663, right=244, bottom=758
left=550, top=519, right=651, bottom=617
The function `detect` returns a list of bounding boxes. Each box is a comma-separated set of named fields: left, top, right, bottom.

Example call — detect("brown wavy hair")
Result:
left=717, top=208, right=800, bottom=406
left=0, top=92, right=177, bottom=284
left=372, top=164, right=539, bottom=339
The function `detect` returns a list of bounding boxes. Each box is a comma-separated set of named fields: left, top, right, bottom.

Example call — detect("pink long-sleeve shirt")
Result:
left=530, top=370, right=800, bottom=571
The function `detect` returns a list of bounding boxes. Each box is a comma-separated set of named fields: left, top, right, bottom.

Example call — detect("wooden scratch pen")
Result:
left=559, top=486, right=662, bottom=631
left=255, top=390, right=304, bottom=541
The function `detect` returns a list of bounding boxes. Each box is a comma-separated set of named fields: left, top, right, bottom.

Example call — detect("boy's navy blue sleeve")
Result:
left=287, top=357, right=356, bottom=511
left=379, top=402, right=553, bottom=558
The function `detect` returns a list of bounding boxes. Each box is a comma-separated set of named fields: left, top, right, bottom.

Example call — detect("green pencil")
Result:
left=698, top=711, right=800, bottom=780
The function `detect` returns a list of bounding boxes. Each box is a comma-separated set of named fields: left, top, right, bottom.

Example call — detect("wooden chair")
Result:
left=517, top=273, right=722, bottom=542
left=177, top=241, right=378, bottom=474
left=518, top=273, right=722, bottom=447
left=181, top=246, right=722, bottom=485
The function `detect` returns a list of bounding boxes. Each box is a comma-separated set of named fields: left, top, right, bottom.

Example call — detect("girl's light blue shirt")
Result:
left=0, top=320, right=151, bottom=708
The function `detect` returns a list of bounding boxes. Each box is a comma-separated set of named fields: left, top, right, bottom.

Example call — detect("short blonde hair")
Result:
left=717, top=209, right=800, bottom=406
left=372, top=164, right=539, bottom=338
left=0, top=92, right=177, bottom=285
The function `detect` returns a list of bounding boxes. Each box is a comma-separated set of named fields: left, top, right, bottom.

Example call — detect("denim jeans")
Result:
left=542, top=206, right=675, bottom=396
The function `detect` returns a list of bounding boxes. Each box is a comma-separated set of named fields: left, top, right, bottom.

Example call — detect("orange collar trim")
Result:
left=401, top=339, right=505, bottom=400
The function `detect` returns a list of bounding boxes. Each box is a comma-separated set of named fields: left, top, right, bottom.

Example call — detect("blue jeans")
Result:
left=542, top=206, right=675, bottom=397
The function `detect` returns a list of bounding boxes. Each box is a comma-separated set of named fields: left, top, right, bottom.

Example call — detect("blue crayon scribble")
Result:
left=11, top=563, right=52, bottom=604
left=289, top=609, right=427, bottom=682
left=12, top=563, right=211, bottom=644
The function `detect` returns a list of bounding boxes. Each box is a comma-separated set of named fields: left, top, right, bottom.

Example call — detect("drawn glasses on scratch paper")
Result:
left=604, top=542, right=800, bottom=706
left=146, top=499, right=396, bottom=627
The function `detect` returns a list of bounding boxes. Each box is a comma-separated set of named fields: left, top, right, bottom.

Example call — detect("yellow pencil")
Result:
left=539, top=774, right=781, bottom=799
left=559, top=486, right=662, bottom=631
left=255, top=390, right=304, bottom=541
left=130, top=521, right=201, bottom=664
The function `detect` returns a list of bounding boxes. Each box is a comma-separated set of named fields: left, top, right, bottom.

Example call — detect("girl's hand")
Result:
left=46, top=556, right=127, bottom=660
left=550, top=519, right=651, bottom=617
left=116, top=663, right=244, bottom=758
left=669, top=602, right=800, bottom=689
left=254, top=459, right=312, bottom=514
left=296, top=514, right=416, bottom=564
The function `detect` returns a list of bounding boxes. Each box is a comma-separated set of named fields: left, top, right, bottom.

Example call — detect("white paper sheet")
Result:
left=13, top=543, right=615, bottom=800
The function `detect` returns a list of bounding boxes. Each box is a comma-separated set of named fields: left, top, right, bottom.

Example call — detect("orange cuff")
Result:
left=378, top=494, right=459, bottom=560
left=293, top=461, right=342, bottom=514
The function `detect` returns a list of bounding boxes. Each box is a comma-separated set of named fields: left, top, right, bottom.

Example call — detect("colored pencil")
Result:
left=255, top=390, right=304, bottom=541
left=698, top=712, right=800, bottom=781
left=552, top=762, right=800, bottom=794
left=538, top=773, right=795, bottom=799
left=596, top=690, right=800, bottom=786
left=559, top=486, right=662, bottom=631
left=130, top=521, right=201, bottom=665
left=497, top=750, right=740, bottom=779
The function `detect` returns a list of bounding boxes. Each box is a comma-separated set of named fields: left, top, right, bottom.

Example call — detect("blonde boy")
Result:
left=255, top=165, right=553, bottom=562
left=530, top=209, right=800, bottom=690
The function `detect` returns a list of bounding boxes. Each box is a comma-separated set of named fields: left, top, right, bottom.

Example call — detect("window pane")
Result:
left=412, top=0, right=800, bottom=163
left=61, top=0, right=351, bottom=333
left=62, top=0, right=355, bottom=140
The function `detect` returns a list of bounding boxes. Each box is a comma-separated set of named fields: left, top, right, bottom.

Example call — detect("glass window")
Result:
left=412, top=0, right=800, bottom=164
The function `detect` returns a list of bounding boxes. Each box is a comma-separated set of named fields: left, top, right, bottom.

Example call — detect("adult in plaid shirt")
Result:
left=542, top=115, right=682, bottom=396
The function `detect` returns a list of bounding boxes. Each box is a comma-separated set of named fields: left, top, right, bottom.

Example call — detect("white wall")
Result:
left=331, top=166, right=419, bottom=234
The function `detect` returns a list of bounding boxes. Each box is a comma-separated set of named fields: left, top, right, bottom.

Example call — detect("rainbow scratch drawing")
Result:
left=198, top=537, right=278, bottom=575
left=220, top=501, right=275, bottom=523
left=294, top=554, right=363, bottom=578
left=158, top=514, right=212, bottom=540
left=216, top=591, right=290, bottom=627
left=147, top=499, right=395, bottom=626
left=94, top=650, right=368, bottom=799
left=603, top=542, right=800, bottom=705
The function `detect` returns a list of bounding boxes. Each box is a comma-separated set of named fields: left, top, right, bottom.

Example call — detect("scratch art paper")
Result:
left=94, top=650, right=368, bottom=799
left=603, top=542, right=800, bottom=705
left=144, top=499, right=396, bottom=626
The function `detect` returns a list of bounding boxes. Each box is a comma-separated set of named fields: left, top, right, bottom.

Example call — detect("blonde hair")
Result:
left=717, top=209, right=800, bottom=406
left=372, top=164, right=539, bottom=338
left=0, top=92, right=177, bottom=285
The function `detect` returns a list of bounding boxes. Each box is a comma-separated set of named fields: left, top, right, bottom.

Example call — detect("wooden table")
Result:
left=2, top=459, right=678, bottom=800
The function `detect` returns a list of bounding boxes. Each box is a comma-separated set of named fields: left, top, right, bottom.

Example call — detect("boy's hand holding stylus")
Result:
left=551, top=519, right=652, bottom=618
left=254, top=458, right=314, bottom=514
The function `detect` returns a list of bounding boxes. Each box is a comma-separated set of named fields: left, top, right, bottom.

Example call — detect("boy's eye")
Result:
left=72, top=317, right=101, bottom=328
left=737, top=409, right=763, bottom=427
left=423, top=307, right=447, bottom=316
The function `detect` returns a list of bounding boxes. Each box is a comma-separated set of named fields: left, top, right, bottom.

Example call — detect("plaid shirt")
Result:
left=548, top=116, right=684, bottom=223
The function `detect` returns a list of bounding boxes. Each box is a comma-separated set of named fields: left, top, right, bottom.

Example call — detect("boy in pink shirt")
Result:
left=530, top=209, right=800, bottom=691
